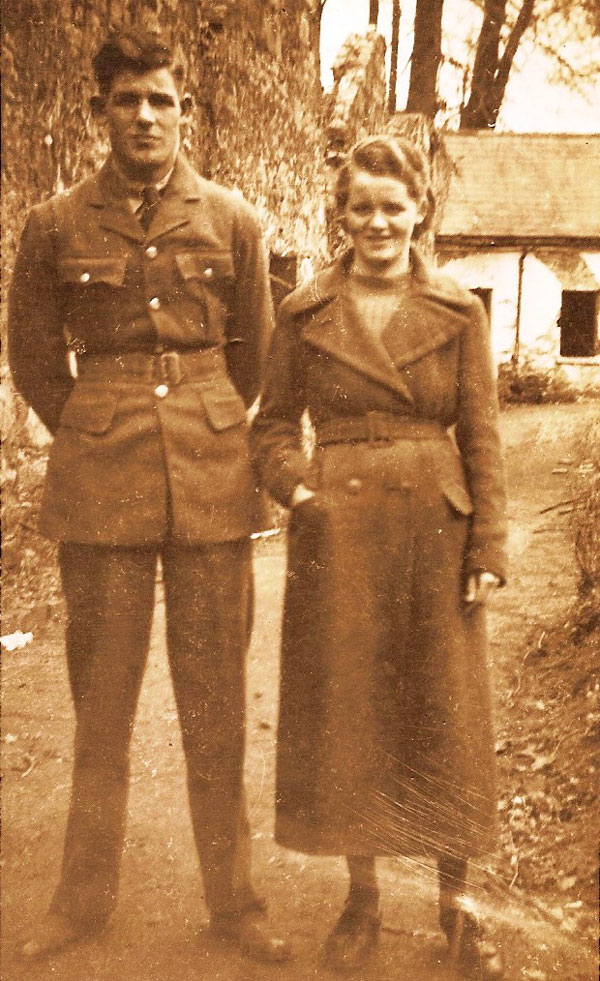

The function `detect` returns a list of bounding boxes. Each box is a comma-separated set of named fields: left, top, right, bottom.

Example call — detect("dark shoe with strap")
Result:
left=210, top=909, right=292, bottom=963
left=440, top=896, right=504, bottom=980
left=19, top=913, right=99, bottom=961
left=324, top=902, right=381, bottom=973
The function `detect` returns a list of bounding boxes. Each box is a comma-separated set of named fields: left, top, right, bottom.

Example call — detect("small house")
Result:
left=436, top=132, right=600, bottom=390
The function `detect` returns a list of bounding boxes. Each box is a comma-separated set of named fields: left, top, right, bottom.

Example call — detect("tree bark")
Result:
left=388, top=0, right=401, bottom=112
left=405, top=0, right=444, bottom=116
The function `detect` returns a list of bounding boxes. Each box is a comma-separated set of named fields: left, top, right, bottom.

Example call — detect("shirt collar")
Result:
left=108, top=158, right=176, bottom=209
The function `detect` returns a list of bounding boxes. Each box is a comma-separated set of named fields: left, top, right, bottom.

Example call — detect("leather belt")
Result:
left=77, top=348, right=223, bottom=385
left=315, top=412, right=447, bottom=446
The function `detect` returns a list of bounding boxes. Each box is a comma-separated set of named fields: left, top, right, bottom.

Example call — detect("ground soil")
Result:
left=1, top=401, right=598, bottom=981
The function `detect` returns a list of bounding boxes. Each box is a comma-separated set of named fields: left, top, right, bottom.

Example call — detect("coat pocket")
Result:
left=442, top=481, right=474, bottom=517
left=201, top=388, right=247, bottom=431
left=59, top=384, right=119, bottom=434
left=57, top=256, right=128, bottom=287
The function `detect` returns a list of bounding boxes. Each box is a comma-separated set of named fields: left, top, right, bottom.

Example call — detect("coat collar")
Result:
left=287, top=248, right=474, bottom=394
left=86, top=155, right=203, bottom=243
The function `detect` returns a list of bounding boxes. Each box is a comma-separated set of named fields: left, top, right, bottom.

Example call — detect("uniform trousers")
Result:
left=50, top=539, right=261, bottom=929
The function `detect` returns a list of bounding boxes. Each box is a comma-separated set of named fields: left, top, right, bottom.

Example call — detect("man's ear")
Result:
left=90, top=95, right=106, bottom=120
left=180, top=93, right=193, bottom=115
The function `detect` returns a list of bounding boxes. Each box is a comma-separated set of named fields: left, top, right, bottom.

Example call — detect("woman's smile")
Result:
left=343, top=168, right=423, bottom=277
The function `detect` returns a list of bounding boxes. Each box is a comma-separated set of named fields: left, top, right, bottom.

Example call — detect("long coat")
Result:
left=251, top=250, right=508, bottom=860
left=8, top=155, right=272, bottom=545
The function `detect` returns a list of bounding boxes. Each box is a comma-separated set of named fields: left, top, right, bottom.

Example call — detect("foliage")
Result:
left=364, top=0, right=599, bottom=128
left=497, top=358, right=578, bottom=405
left=571, top=418, right=600, bottom=597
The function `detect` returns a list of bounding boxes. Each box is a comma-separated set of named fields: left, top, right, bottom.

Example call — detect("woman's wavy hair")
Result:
left=335, top=134, right=435, bottom=239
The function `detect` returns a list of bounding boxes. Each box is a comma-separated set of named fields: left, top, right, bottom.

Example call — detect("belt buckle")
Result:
left=159, top=351, right=182, bottom=386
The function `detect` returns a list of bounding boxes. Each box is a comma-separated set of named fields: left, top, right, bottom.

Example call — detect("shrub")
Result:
left=571, top=417, right=600, bottom=598
left=497, top=358, right=578, bottom=405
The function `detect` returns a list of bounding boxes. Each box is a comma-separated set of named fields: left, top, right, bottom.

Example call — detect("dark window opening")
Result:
left=470, top=288, right=492, bottom=320
left=269, top=254, right=297, bottom=310
left=559, top=291, right=598, bottom=357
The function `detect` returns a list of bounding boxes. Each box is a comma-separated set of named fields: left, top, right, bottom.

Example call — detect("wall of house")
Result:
left=438, top=248, right=600, bottom=390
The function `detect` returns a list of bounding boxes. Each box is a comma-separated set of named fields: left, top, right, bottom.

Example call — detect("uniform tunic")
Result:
left=8, top=154, right=272, bottom=544
left=252, top=250, right=508, bottom=861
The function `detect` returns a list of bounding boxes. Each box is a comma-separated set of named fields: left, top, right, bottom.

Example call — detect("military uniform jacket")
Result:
left=8, top=155, right=273, bottom=545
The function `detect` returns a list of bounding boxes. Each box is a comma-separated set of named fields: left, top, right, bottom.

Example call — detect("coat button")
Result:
left=203, top=267, right=214, bottom=279
left=149, top=297, right=161, bottom=310
left=79, top=272, right=90, bottom=283
left=145, top=245, right=158, bottom=259
left=347, top=477, right=362, bottom=494
left=154, top=384, right=169, bottom=398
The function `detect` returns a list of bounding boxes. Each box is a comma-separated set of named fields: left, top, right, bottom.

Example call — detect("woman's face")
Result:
left=343, top=167, right=423, bottom=276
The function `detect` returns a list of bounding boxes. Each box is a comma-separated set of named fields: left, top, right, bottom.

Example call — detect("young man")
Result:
left=8, top=27, right=289, bottom=963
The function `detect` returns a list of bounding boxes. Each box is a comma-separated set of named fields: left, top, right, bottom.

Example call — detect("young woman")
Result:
left=252, top=135, right=507, bottom=978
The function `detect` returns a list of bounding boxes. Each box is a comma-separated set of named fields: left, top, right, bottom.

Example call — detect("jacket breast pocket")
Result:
left=58, top=256, right=128, bottom=288
left=59, top=385, right=119, bottom=434
left=175, top=251, right=234, bottom=297
left=202, top=388, right=247, bottom=432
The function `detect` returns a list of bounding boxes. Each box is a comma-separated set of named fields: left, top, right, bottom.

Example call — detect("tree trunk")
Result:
left=369, top=1, right=380, bottom=25
left=460, top=0, right=535, bottom=129
left=405, top=0, right=444, bottom=116
left=388, top=0, right=401, bottom=112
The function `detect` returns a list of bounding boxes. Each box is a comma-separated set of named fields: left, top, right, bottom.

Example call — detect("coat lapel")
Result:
left=289, top=250, right=473, bottom=399
left=302, top=294, right=416, bottom=402
left=86, top=156, right=201, bottom=243
left=145, top=156, right=200, bottom=242
left=381, top=250, right=473, bottom=369
left=87, top=164, right=145, bottom=243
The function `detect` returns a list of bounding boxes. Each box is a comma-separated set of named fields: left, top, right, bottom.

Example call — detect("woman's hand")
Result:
left=463, top=571, right=501, bottom=608
left=291, top=483, right=316, bottom=507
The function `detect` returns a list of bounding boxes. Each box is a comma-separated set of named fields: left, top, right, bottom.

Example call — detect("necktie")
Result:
left=138, top=185, right=161, bottom=232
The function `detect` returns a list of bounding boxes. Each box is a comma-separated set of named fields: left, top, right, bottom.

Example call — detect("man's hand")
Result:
left=463, top=571, right=501, bottom=608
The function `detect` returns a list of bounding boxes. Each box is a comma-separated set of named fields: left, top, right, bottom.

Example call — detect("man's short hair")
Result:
left=93, top=27, right=186, bottom=97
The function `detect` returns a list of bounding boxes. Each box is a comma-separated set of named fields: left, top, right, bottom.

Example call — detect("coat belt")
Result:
left=77, top=348, right=225, bottom=385
left=315, top=412, right=448, bottom=446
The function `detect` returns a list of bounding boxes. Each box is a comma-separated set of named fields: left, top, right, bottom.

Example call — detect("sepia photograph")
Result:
left=1, top=1, right=598, bottom=978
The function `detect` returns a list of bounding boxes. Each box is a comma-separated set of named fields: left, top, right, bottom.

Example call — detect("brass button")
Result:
left=203, top=267, right=214, bottom=279
left=347, top=477, right=362, bottom=494
left=154, top=384, right=169, bottom=398
left=149, top=297, right=161, bottom=310
left=401, top=482, right=411, bottom=491
left=145, top=245, right=158, bottom=259
left=80, top=272, right=90, bottom=284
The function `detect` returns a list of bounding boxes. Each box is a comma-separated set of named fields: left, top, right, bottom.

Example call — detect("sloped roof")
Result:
left=438, top=132, right=600, bottom=241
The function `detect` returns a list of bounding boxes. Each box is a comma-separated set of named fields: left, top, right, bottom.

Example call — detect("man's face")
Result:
left=101, top=67, right=183, bottom=181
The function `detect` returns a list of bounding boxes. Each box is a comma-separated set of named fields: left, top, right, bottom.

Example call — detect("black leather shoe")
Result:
left=210, top=909, right=292, bottom=963
left=440, top=896, right=504, bottom=980
left=324, top=903, right=381, bottom=973
left=20, top=913, right=99, bottom=961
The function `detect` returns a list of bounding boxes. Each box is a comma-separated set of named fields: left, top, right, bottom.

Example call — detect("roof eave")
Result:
left=436, top=235, right=600, bottom=250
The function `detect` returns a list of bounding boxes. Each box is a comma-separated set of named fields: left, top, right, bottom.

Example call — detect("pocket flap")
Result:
left=202, top=389, right=247, bottom=431
left=443, top=482, right=474, bottom=516
left=176, top=251, right=234, bottom=282
left=59, top=386, right=118, bottom=434
left=58, top=256, right=128, bottom=287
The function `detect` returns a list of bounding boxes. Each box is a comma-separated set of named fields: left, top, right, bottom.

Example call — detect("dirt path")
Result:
left=2, top=401, right=598, bottom=981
